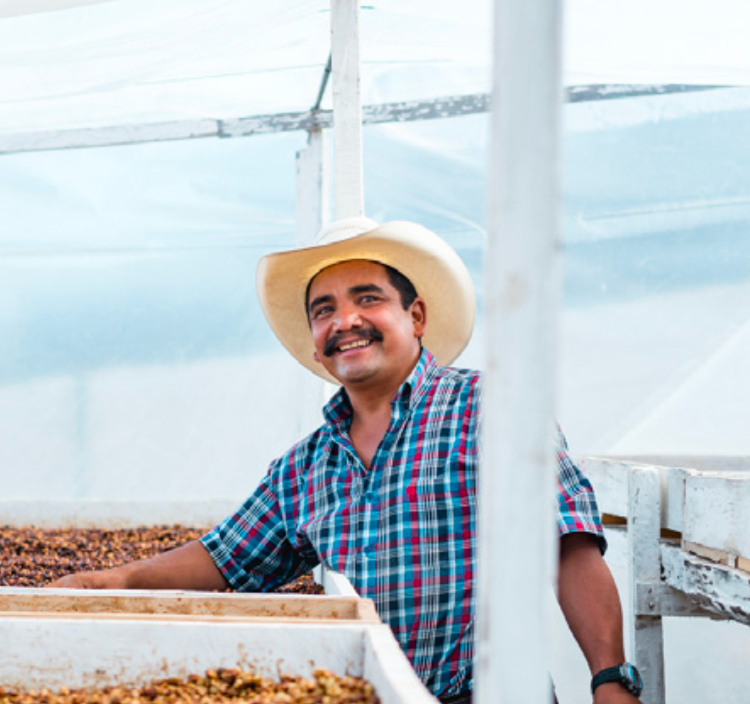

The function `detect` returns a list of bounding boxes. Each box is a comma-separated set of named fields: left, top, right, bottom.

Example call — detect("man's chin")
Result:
left=322, top=360, right=378, bottom=386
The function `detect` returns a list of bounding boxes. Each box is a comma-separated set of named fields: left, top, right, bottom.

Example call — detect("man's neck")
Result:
left=342, top=354, right=420, bottom=469
left=343, top=350, right=421, bottom=422
left=345, top=387, right=397, bottom=471
left=345, top=379, right=401, bottom=424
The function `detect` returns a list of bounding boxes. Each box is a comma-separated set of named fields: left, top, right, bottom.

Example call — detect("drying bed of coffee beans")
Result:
left=0, top=667, right=379, bottom=704
left=0, top=527, right=323, bottom=594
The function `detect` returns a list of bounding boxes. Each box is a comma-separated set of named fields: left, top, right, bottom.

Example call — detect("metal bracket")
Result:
left=635, top=581, right=721, bottom=618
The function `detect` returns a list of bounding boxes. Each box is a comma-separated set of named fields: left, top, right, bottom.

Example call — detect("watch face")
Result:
left=619, top=663, right=644, bottom=697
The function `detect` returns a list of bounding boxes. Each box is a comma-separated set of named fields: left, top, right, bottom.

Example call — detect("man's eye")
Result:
left=359, top=295, right=378, bottom=304
left=312, top=306, right=332, bottom=319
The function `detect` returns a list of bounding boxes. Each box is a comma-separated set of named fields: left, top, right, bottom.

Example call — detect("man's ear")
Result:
left=411, top=298, right=427, bottom=338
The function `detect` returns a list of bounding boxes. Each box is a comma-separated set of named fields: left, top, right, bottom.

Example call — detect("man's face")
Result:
left=307, top=260, right=426, bottom=389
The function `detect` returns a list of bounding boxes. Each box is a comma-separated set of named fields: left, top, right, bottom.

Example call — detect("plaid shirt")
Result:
left=201, top=349, right=604, bottom=698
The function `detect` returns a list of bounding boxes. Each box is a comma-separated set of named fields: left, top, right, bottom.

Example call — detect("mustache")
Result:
left=323, top=328, right=384, bottom=357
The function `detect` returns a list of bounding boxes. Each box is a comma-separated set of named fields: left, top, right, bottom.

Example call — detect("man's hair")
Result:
left=382, top=263, right=418, bottom=310
left=305, top=260, right=418, bottom=316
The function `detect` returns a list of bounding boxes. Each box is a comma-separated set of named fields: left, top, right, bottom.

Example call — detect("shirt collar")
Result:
left=322, top=348, right=438, bottom=428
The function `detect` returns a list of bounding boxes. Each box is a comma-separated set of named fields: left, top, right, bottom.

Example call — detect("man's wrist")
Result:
left=100, top=562, right=137, bottom=589
left=593, top=681, right=641, bottom=702
left=591, top=662, right=643, bottom=698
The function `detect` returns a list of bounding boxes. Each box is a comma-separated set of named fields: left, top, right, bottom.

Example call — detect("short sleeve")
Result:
left=200, top=463, right=318, bottom=591
left=555, top=429, right=607, bottom=555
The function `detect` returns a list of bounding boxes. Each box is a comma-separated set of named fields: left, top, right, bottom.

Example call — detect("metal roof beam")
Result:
left=0, top=85, right=729, bottom=155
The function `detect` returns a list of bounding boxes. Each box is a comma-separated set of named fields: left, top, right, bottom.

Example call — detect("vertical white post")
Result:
left=628, top=467, right=666, bottom=704
left=295, top=129, right=329, bottom=436
left=295, top=128, right=330, bottom=436
left=478, top=0, right=563, bottom=703
left=297, top=128, right=328, bottom=246
left=330, top=0, right=364, bottom=219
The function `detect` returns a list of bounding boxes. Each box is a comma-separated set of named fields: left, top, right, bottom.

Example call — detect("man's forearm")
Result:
left=557, top=533, right=641, bottom=703
left=558, top=532, right=625, bottom=671
left=47, top=540, right=229, bottom=592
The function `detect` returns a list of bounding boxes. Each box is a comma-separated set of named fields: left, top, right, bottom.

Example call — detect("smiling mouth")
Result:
left=324, top=329, right=383, bottom=357
left=338, top=339, right=373, bottom=352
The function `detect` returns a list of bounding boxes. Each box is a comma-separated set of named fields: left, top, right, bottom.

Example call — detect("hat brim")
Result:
left=256, top=221, right=476, bottom=384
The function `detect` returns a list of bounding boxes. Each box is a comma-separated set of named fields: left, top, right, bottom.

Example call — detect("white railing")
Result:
left=580, top=456, right=750, bottom=704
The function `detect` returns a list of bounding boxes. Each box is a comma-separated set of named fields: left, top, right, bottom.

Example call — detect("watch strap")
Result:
left=591, top=662, right=643, bottom=697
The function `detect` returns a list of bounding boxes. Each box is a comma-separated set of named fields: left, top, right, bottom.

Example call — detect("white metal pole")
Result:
left=295, top=128, right=331, bottom=435
left=330, top=0, right=364, bottom=219
left=296, top=128, right=328, bottom=246
left=477, top=0, right=563, bottom=702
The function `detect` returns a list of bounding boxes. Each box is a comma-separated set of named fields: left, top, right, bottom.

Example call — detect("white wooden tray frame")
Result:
left=0, top=616, right=438, bottom=704
left=0, top=501, right=438, bottom=704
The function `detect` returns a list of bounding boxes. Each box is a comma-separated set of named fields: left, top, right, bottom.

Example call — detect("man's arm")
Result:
left=46, top=539, right=229, bottom=591
left=557, top=532, right=641, bottom=704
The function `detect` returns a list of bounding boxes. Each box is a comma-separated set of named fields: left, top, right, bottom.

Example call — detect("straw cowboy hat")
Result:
left=256, top=217, right=476, bottom=384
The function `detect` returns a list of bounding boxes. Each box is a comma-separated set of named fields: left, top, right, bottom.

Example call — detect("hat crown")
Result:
left=316, top=216, right=379, bottom=246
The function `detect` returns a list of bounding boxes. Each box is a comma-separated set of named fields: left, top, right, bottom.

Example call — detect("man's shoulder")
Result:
left=432, top=362, right=482, bottom=388
left=417, top=363, right=482, bottom=414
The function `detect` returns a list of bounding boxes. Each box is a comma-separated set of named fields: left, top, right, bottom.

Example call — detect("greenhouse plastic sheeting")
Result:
left=2, top=88, right=750, bottom=501
left=2, top=0, right=750, bottom=134
left=1, top=1, right=750, bottom=498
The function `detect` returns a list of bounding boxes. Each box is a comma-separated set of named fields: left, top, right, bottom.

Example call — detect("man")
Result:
left=51, top=218, right=642, bottom=704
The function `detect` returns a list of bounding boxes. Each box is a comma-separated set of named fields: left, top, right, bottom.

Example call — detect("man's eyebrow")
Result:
left=349, top=283, right=385, bottom=296
left=308, top=293, right=334, bottom=312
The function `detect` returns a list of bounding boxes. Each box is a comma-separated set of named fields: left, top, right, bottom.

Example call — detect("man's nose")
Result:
left=333, top=303, right=363, bottom=330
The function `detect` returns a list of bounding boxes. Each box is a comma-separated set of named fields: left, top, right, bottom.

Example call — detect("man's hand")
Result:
left=593, top=682, right=642, bottom=704
left=45, top=540, right=228, bottom=592
left=46, top=568, right=128, bottom=589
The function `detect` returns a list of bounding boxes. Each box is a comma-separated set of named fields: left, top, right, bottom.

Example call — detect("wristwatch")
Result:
left=591, top=662, right=644, bottom=698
